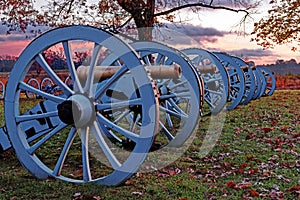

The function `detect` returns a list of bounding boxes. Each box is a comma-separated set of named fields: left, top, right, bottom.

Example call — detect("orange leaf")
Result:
left=236, top=182, right=252, bottom=189
left=287, top=186, right=300, bottom=192
left=238, top=169, right=244, bottom=174
left=226, top=181, right=236, bottom=188
left=250, top=189, right=259, bottom=197
left=240, top=163, right=247, bottom=168
left=235, top=128, right=242, bottom=134
left=262, top=127, right=272, bottom=133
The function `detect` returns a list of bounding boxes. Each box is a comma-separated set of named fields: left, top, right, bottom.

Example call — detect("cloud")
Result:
left=157, top=23, right=226, bottom=46
left=165, top=23, right=225, bottom=37
left=0, top=34, right=29, bottom=42
left=0, top=24, right=49, bottom=41
left=226, top=48, right=277, bottom=58
left=206, top=0, right=253, bottom=8
left=0, top=40, right=30, bottom=56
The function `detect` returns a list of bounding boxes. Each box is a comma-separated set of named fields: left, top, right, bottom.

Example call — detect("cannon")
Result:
left=230, top=56, right=256, bottom=105
left=0, top=25, right=205, bottom=186
left=181, top=48, right=230, bottom=115
left=0, top=25, right=276, bottom=186
left=257, top=67, right=276, bottom=96
left=212, top=52, right=246, bottom=110
left=98, top=41, right=203, bottom=147
left=25, top=78, right=40, bottom=98
left=2, top=25, right=162, bottom=186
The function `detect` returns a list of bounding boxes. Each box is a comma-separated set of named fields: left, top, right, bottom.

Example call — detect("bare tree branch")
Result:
left=154, top=3, right=250, bottom=17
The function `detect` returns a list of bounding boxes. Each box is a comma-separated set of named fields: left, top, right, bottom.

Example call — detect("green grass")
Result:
left=0, top=90, right=299, bottom=199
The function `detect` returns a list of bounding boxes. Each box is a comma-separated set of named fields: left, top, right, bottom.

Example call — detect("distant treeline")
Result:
left=0, top=51, right=87, bottom=72
left=257, top=59, right=300, bottom=75
left=0, top=59, right=15, bottom=72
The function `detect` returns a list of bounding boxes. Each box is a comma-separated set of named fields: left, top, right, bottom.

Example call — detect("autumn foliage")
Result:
left=275, top=74, right=300, bottom=90
left=252, top=0, right=300, bottom=51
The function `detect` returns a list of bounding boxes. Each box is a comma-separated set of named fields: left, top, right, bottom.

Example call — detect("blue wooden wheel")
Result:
left=255, top=68, right=267, bottom=99
left=5, top=25, right=159, bottom=186
left=181, top=48, right=229, bottom=115
left=25, top=78, right=40, bottom=98
left=258, top=67, right=276, bottom=96
left=100, top=41, right=202, bottom=148
left=41, top=77, right=54, bottom=92
left=252, top=68, right=263, bottom=100
left=64, top=75, right=73, bottom=89
left=231, top=56, right=256, bottom=105
left=130, top=42, right=203, bottom=147
left=213, top=52, right=246, bottom=110
left=0, top=81, right=4, bottom=99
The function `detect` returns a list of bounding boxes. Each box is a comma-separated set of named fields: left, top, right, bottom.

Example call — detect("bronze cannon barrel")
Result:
left=77, top=64, right=182, bottom=80
left=197, top=65, right=218, bottom=73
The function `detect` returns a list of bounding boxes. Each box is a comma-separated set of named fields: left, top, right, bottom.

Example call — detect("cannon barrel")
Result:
left=197, top=65, right=217, bottom=73
left=77, top=64, right=182, bottom=80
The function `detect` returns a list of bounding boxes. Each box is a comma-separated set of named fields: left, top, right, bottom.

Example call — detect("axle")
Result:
left=76, top=64, right=182, bottom=80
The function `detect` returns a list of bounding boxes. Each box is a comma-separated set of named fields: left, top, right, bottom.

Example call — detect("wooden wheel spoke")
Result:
left=27, top=123, right=67, bottom=155
left=84, top=44, right=101, bottom=97
left=168, top=80, right=188, bottom=90
left=16, top=111, right=58, bottom=123
left=62, top=41, right=84, bottom=93
left=96, top=113, right=140, bottom=143
left=159, top=105, right=188, bottom=120
left=159, top=91, right=191, bottom=101
left=19, top=82, right=65, bottom=103
left=53, top=127, right=77, bottom=176
left=35, top=54, right=73, bottom=96
left=95, top=66, right=129, bottom=99
left=159, top=121, right=175, bottom=141
left=91, top=121, right=122, bottom=169
left=80, top=127, right=92, bottom=182
left=95, top=98, right=142, bottom=111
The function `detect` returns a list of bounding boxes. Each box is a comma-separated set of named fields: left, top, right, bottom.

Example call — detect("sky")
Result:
left=0, top=1, right=299, bottom=65
left=164, top=2, right=300, bottom=65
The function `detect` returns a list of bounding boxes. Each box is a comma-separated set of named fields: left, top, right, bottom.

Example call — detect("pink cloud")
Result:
left=0, top=40, right=31, bottom=57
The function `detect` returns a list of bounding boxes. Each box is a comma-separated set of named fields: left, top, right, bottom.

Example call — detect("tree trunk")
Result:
left=133, top=14, right=153, bottom=41
left=118, top=0, right=155, bottom=41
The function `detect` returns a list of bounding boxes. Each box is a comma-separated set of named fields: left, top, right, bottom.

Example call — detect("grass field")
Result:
left=0, top=90, right=299, bottom=199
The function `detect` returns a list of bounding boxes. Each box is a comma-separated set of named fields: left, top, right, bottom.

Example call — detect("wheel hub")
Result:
left=57, top=94, right=95, bottom=127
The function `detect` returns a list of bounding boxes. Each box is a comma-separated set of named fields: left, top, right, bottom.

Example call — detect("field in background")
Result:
left=0, top=90, right=299, bottom=199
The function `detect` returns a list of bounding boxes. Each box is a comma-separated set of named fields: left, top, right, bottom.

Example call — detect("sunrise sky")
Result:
left=0, top=1, right=299, bottom=65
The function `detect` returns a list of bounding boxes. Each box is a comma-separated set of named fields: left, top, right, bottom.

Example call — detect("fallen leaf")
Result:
left=240, top=163, right=248, bottom=168
left=273, top=184, right=280, bottom=191
left=250, top=189, right=259, bottom=197
left=226, top=181, right=236, bottom=188
left=73, top=192, right=82, bottom=199
left=287, top=186, right=300, bottom=192
left=124, top=179, right=135, bottom=185
left=277, top=175, right=290, bottom=182
left=131, top=191, right=143, bottom=196
left=236, top=182, right=252, bottom=189
left=262, top=127, right=272, bottom=133
left=246, top=132, right=255, bottom=140
left=235, top=128, right=242, bottom=134
left=270, top=190, right=284, bottom=199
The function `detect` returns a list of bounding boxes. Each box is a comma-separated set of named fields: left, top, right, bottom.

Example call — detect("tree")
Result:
left=251, top=0, right=300, bottom=51
left=0, top=0, right=43, bottom=33
left=1, top=0, right=259, bottom=40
